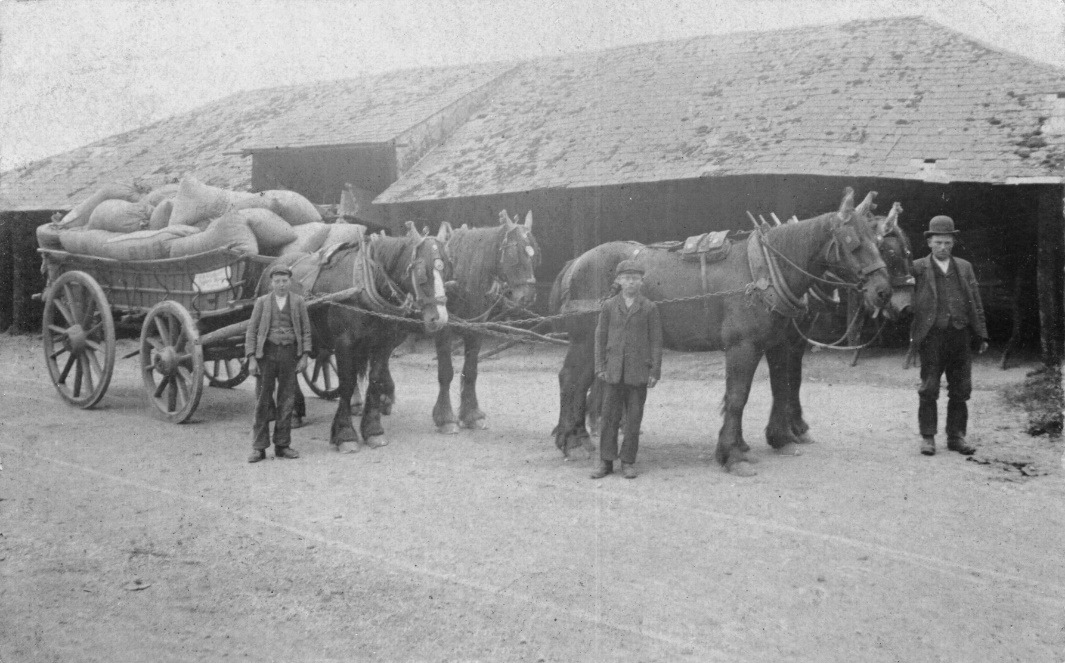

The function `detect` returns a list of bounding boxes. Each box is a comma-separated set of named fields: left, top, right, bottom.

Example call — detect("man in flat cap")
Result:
left=591, top=259, right=663, bottom=479
left=245, top=264, right=312, bottom=463
left=910, top=215, right=988, bottom=457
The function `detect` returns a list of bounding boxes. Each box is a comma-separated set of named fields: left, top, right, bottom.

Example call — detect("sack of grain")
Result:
left=278, top=222, right=330, bottom=256
left=36, top=223, right=64, bottom=250
left=169, top=212, right=258, bottom=258
left=147, top=199, right=173, bottom=230
left=142, top=183, right=180, bottom=207
left=103, top=226, right=202, bottom=261
left=59, top=229, right=121, bottom=256
left=320, top=221, right=366, bottom=250
left=57, top=182, right=141, bottom=229
left=233, top=190, right=321, bottom=226
left=237, top=208, right=297, bottom=253
left=168, top=175, right=234, bottom=227
left=86, top=200, right=153, bottom=233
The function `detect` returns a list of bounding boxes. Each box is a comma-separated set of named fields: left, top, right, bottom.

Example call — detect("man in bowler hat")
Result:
left=591, top=259, right=663, bottom=479
left=910, top=215, right=988, bottom=457
left=245, top=264, right=312, bottom=462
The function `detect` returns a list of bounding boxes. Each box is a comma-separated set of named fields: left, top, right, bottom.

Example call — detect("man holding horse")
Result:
left=591, top=260, right=663, bottom=480
left=910, top=215, right=988, bottom=457
left=246, top=264, right=312, bottom=463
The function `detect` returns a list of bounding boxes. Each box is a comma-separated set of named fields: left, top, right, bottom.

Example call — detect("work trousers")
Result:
left=599, top=382, right=647, bottom=465
left=918, top=326, right=972, bottom=439
left=252, top=342, right=298, bottom=450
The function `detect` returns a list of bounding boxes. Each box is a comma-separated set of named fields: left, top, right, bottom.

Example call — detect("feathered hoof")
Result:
left=461, top=417, right=488, bottom=430
left=726, top=460, right=758, bottom=477
left=438, top=422, right=460, bottom=435
left=334, top=441, right=360, bottom=454
left=774, top=442, right=804, bottom=456
left=364, top=435, right=389, bottom=449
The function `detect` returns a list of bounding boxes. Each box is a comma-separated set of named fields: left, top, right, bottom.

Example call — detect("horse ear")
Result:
left=422, top=225, right=430, bottom=237
left=461, top=223, right=469, bottom=230
left=437, top=222, right=453, bottom=243
left=855, top=191, right=877, bottom=217
left=404, top=220, right=419, bottom=237
left=837, top=188, right=856, bottom=219
left=498, top=210, right=509, bottom=226
left=524, top=211, right=533, bottom=229
left=879, top=202, right=902, bottom=235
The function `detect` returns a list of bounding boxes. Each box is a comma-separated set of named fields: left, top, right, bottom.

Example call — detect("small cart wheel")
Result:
left=140, top=301, right=204, bottom=423
left=205, top=357, right=250, bottom=388
left=42, top=270, right=116, bottom=408
left=301, top=352, right=340, bottom=400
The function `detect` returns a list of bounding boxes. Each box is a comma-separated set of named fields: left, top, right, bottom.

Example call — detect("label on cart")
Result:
left=194, top=267, right=231, bottom=293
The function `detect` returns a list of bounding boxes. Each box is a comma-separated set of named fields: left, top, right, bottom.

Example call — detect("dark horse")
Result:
left=552, top=189, right=893, bottom=476
left=310, top=222, right=452, bottom=452
left=431, top=210, right=540, bottom=433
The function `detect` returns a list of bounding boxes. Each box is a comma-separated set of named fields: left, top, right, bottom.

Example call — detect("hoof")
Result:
left=364, top=435, right=389, bottom=449
left=795, top=432, right=816, bottom=445
left=438, top=422, right=460, bottom=435
left=563, top=444, right=594, bottom=462
left=334, top=441, right=360, bottom=454
left=461, top=418, right=487, bottom=430
left=774, top=443, right=804, bottom=456
left=726, top=460, right=758, bottom=477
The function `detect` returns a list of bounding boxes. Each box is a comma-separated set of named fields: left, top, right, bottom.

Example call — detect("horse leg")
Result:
left=765, top=342, right=804, bottom=456
left=586, top=377, right=603, bottom=436
left=785, top=329, right=815, bottom=444
left=329, top=334, right=361, bottom=451
left=433, top=329, right=460, bottom=434
left=716, top=341, right=762, bottom=476
left=361, top=341, right=392, bottom=448
left=458, top=331, right=487, bottom=429
left=555, top=334, right=596, bottom=459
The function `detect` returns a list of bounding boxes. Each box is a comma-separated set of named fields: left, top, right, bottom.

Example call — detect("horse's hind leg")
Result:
left=361, top=339, right=394, bottom=448
left=329, top=334, right=361, bottom=451
left=765, top=342, right=803, bottom=455
left=458, top=331, right=487, bottom=429
left=433, top=329, right=459, bottom=434
left=716, top=341, right=762, bottom=476
left=555, top=334, right=596, bottom=458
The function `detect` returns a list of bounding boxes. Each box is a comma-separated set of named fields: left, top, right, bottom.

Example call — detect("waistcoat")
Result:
left=934, top=263, right=969, bottom=330
left=268, top=296, right=297, bottom=345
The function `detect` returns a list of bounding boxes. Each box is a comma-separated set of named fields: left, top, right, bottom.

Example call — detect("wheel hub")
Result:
left=67, top=324, right=87, bottom=353
left=156, top=346, right=180, bottom=375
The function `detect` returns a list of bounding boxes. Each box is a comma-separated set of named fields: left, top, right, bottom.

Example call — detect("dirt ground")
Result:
left=1, top=331, right=1063, bottom=662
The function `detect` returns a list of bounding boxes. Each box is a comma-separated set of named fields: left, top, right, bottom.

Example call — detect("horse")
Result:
left=551, top=188, right=893, bottom=477
left=309, top=222, right=452, bottom=451
left=431, top=210, right=540, bottom=433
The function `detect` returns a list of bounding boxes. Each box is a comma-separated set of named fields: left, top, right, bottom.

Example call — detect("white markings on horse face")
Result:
left=433, top=268, right=448, bottom=326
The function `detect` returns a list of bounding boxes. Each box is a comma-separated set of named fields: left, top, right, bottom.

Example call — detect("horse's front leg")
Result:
left=765, top=341, right=804, bottom=456
left=329, top=334, right=362, bottom=452
left=360, top=341, right=393, bottom=448
left=458, top=331, right=486, bottom=429
left=785, top=331, right=814, bottom=444
left=555, top=333, right=597, bottom=459
left=433, top=329, right=459, bottom=434
left=716, top=340, right=763, bottom=476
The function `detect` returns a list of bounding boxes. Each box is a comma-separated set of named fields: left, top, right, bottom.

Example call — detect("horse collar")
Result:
left=745, top=230, right=807, bottom=318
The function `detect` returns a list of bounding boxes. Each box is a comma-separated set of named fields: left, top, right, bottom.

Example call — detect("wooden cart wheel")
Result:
left=140, top=301, right=204, bottom=423
left=301, top=352, right=340, bottom=400
left=204, top=357, right=250, bottom=388
left=42, top=270, right=116, bottom=409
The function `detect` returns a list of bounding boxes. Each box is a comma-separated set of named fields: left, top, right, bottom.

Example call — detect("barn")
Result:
left=2, top=16, right=1062, bottom=362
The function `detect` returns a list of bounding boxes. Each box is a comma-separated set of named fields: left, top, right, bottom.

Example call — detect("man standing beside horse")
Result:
left=910, top=215, right=988, bottom=457
left=591, top=260, right=663, bottom=480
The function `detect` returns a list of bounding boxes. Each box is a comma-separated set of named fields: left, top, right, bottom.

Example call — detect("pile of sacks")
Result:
left=37, top=176, right=366, bottom=261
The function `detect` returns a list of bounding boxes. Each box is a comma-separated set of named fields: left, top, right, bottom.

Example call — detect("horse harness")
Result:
left=445, top=224, right=536, bottom=322
left=347, top=234, right=447, bottom=317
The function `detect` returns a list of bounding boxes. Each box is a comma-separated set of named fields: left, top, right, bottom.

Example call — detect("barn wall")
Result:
left=0, top=211, right=52, bottom=333
left=251, top=146, right=396, bottom=203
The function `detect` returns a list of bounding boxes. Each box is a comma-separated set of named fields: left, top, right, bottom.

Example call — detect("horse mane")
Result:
left=446, top=225, right=505, bottom=316
left=763, top=212, right=835, bottom=261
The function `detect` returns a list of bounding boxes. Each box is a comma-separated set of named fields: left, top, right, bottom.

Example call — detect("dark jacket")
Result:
left=595, top=293, right=663, bottom=385
left=246, top=293, right=313, bottom=359
left=909, top=255, right=987, bottom=351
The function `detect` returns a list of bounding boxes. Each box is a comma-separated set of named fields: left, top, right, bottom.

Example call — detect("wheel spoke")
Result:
left=323, top=369, right=333, bottom=391
left=80, top=297, right=97, bottom=326
left=176, top=353, right=193, bottom=366
left=50, top=346, right=69, bottom=360
left=73, top=355, right=84, bottom=397
left=147, top=337, right=165, bottom=353
left=87, top=350, right=104, bottom=379
left=62, top=283, right=79, bottom=322
left=154, top=316, right=171, bottom=345
left=311, top=361, right=323, bottom=382
left=81, top=355, right=95, bottom=394
left=85, top=320, right=105, bottom=339
left=58, top=353, right=77, bottom=383
left=174, top=327, right=187, bottom=351
left=175, top=367, right=192, bottom=403
left=48, top=324, right=68, bottom=337
left=167, top=379, right=178, bottom=412
left=53, top=299, right=75, bottom=326
left=224, top=360, right=234, bottom=380
left=154, top=374, right=171, bottom=399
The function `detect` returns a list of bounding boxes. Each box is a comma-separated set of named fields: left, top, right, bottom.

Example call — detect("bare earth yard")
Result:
left=1, top=332, right=1063, bottom=662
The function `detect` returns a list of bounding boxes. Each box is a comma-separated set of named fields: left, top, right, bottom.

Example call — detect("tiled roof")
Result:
left=0, top=63, right=511, bottom=211
left=377, top=16, right=1065, bottom=203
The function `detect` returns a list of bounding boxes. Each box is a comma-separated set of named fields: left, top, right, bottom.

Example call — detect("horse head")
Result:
left=495, top=210, right=540, bottom=309
left=824, top=189, right=893, bottom=313
left=870, top=202, right=914, bottom=320
left=404, top=221, right=451, bottom=333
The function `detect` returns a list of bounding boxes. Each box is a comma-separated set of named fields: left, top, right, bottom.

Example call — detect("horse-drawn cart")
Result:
left=38, top=247, right=275, bottom=422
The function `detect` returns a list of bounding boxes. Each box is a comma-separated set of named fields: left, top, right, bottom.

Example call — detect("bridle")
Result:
left=403, top=232, right=449, bottom=310
left=446, top=223, right=538, bottom=322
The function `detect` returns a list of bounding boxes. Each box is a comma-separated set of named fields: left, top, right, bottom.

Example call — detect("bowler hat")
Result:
left=615, top=259, right=644, bottom=276
left=924, top=215, right=959, bottom=236
left=269, top=264, right=293, bottom=277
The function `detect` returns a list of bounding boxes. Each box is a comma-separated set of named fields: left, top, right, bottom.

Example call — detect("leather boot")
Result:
left=920, top=436, right=935, bottom=456
left=590, top=460, right=613, bottom=479
left=947, top=436, right=975, bottom=455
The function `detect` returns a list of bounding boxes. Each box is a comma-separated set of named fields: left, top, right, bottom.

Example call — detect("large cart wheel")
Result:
left=140, top=301, right=204, bottom=423
left=204, top=357, right=249, bottom=388
left=302, top=352, right=340, bottom=400
left=42, top=271, right=116, bottom=408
